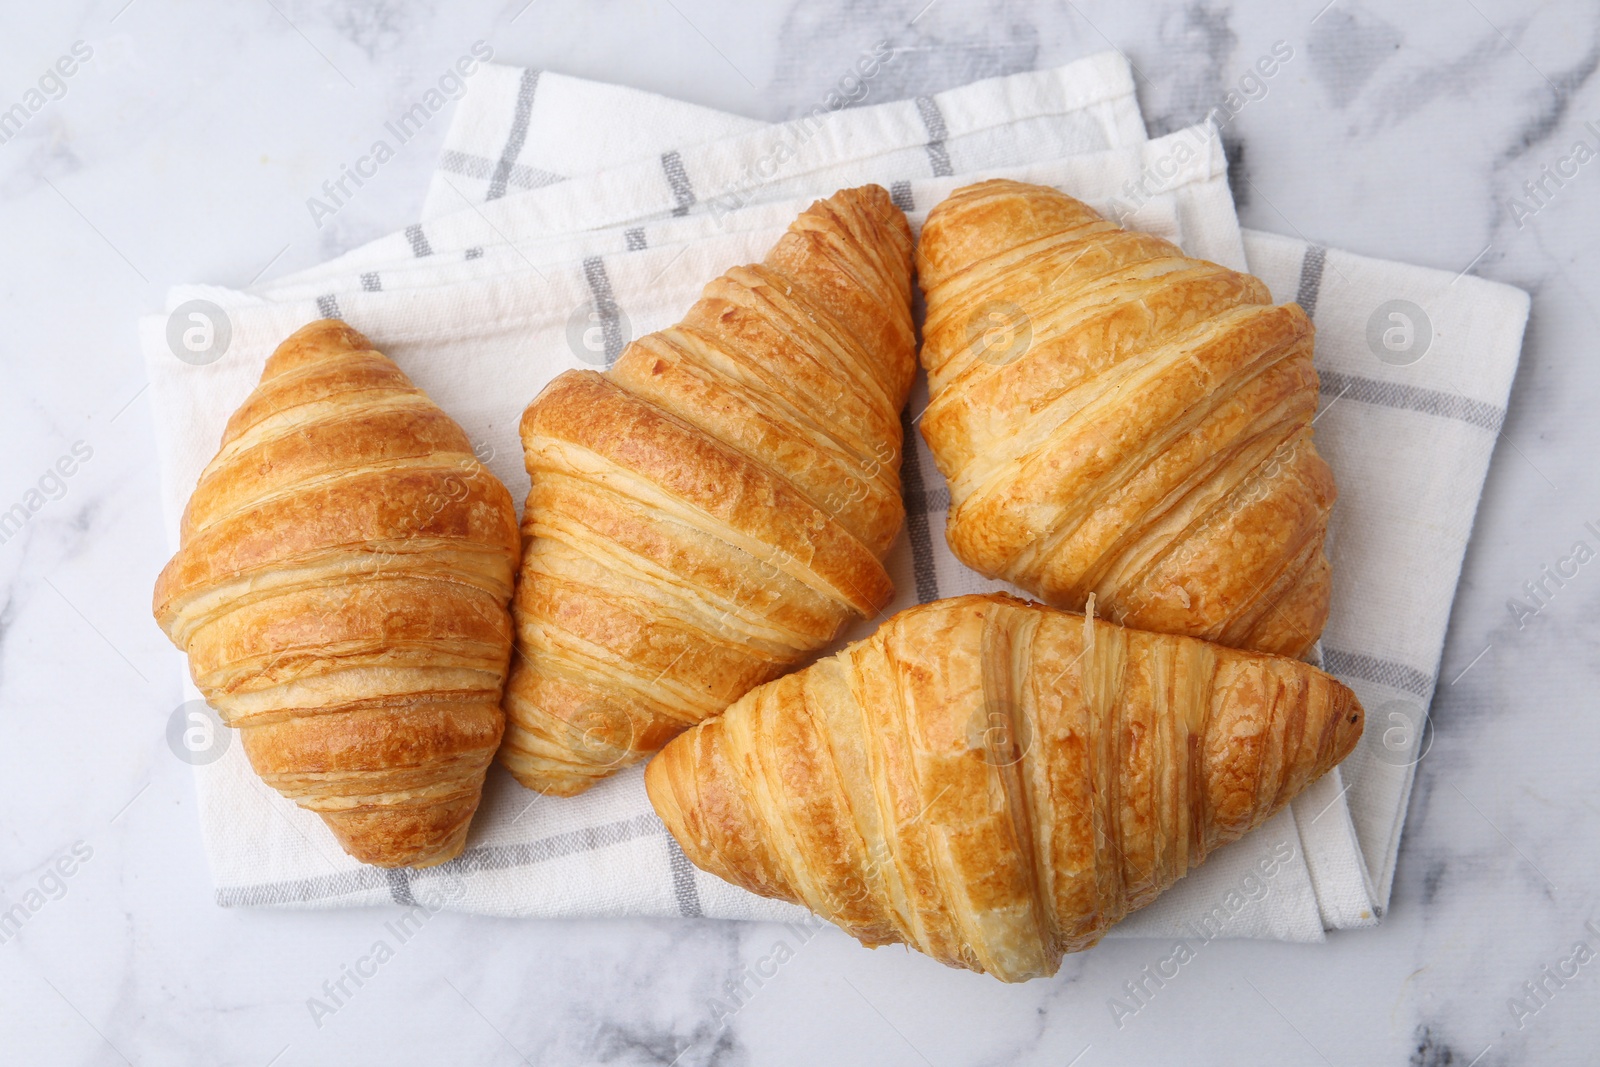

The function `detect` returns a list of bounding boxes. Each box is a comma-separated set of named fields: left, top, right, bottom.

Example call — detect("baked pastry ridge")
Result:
left=917, top=179, right=1335, bottom=658
left=647, top=593, right=1362, bottom=981
left=153, top=319, right=520, bottom=868
left=502, top=184, right=916, bottom=796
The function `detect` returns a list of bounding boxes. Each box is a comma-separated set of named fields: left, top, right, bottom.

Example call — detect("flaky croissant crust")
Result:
left=917, top=180, right=1335, bottom=658
left=647, top=594, right=1362, bottom=981
left=153, top=320, right=520, bottom=868
left=501, top=185, right=917, bottom=797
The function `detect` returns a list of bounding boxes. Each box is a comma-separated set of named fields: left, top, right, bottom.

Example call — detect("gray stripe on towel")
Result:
left=1322, top=646, right=1435, bottom=699
left=439, top=149, right=565, bottom=192
left=889, top=180, right=915, bottom=213
left=216, top=867, right=394, bottom=908
left=405, top=223, right=434, bottom=258
left=487, top=68, right=541, bottom=201
left=661, top=150, right=697, bottom=216
left=904, top=483, right=950, bottom=516
left=582, top=256, right=627, bottom=367
left=216, top=813, right=667, bottom=907
left=385, top=868, right=416, bottom=906
left=914, top=96, right=954, bottom=177
left=899, top=408, right=942, bottom=604
left=1295, top=245, right=1327, bottom=320
left=1318, top=370, right=1505, bottom=432
left=667, top=839, right=704, bottom=917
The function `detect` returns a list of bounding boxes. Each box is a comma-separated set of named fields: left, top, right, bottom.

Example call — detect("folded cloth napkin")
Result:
left=142, top=53, right=1528, bottom=946
left=259, top=51, right=1145, bottom=299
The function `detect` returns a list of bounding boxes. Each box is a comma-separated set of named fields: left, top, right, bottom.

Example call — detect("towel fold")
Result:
left=142, top=52, right=1527, bottom=945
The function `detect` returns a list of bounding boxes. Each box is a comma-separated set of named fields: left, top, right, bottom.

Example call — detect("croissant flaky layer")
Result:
left=153, top=320, right=520, bottom=868
left=917, top=179, right=1336, bottom=657
left=501, top=185, right=916, bottom=796
left=647, top=594, right=1362, bottom=981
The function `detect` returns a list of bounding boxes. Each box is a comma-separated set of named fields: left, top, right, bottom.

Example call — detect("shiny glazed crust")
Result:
left=916, top=179, right=1335, bottom=657
left=152, top=319, right=520, bottom=868
left=646, top=593, right=1363, bottom=981
left=501, top=185, right=916, bottom=796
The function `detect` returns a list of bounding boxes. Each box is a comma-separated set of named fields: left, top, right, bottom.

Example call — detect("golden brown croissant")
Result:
left=153, top=320, right=520, bottom=868
left=646, top=593, right=1362, bottom=981
left=917, top=179, right=1335, bottom=657
left=502, top=185, right=916, bottom=796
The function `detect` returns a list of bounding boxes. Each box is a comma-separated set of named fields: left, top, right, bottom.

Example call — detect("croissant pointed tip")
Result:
left=642, top=750, right=676, bottom=828
left=498, top=751, right=613, bottom=798
left=1331, top=682, right=1365, bottom=767
left=283, top=317, right=373, bottom=352
left=261, top=318, right=380, bottom=382
left=318, top=797, right=478, bottom=869
left=643, top=742, right=696, bottom=846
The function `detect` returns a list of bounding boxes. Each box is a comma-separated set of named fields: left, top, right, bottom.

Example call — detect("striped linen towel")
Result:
left=141, top=51, right=1527, bottom=944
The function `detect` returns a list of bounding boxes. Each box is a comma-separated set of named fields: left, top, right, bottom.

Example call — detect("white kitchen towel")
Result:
left=418, top=49, right=1145, bottom=221
left=147, top=123, right=1299, bottom=933
left=139, top=56, right=1528, bottom=946
left=414, top=60, right=1530, bottom=930
left=262, top=51, right=1144, bottom=301
left=1240, top=230, right=1530, bottom=909
left=149, top=128, right=1235, bottom=538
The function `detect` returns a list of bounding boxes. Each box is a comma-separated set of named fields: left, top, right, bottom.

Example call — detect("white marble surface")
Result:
left=1, top=0, right=1597, bottom=1063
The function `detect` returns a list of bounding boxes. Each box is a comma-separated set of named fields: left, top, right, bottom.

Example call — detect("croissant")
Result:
left=153, top=320, right=520, bottom=868
left=647, top=593, right=1362, bottom=981
left=916, top=179, right=1335, bottom=657
left=501, top=185, right=916, bottom=797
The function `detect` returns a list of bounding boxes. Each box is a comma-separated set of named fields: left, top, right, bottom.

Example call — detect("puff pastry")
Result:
left=917, top=179, right=1335, bottom=657
left=153, top=320, right=520, bottom=868
left=502, top=185, right=916, bottom=796
left=647, top=593, right=1362, bottom=981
